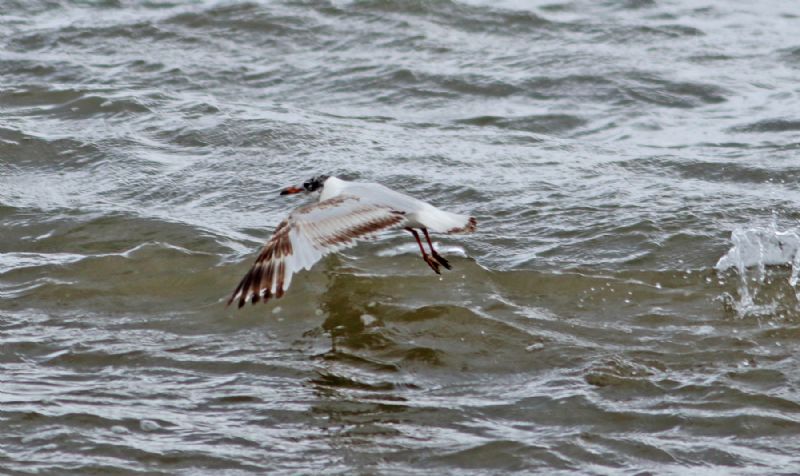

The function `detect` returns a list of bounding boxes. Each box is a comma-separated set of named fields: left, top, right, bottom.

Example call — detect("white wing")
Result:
left=336, top=180, right=477, bottom=233
left=228, top=195, right=407, bottom=308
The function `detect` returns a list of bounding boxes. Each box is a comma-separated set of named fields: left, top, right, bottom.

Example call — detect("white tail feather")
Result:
left=416, top=206, right=477, bottom=234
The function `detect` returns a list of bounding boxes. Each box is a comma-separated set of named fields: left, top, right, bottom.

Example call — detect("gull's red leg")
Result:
left=405, top=227, right=440, bottom=274
left=422, top=228, right=451, bottom=270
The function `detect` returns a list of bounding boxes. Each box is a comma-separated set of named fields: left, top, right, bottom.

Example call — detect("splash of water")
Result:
left=715, top=224, right=800, bottom=317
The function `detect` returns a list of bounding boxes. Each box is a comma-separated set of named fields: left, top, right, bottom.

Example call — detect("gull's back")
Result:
left=321, top=177, right=474, bottom=234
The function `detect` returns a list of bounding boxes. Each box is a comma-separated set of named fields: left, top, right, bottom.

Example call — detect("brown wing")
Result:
left=227, top=195, right=407, bottom=308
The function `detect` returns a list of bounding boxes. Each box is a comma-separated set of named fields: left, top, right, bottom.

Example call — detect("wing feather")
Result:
left=228, top=195, right=407, bottom=308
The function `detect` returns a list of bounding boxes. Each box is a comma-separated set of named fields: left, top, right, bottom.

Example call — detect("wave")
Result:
left=728, top=119, right=800, bottom=134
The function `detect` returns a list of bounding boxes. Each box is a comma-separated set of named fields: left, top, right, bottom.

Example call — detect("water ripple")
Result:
left=2, top=0, right=800, bottom=473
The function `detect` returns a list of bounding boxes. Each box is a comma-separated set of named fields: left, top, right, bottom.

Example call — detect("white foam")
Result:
left=139, top=420, right=161, bottom=432
left=377, top=243, right=467, bottom=258
left=0, top=252, right=87, bottom=274
left=360, top=314, right=378, bottom=327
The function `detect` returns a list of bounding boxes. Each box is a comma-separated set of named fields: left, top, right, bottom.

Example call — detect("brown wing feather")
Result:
left=227, top=197, right=406, bottom=308
left=227, top=219, right=292, bottom=308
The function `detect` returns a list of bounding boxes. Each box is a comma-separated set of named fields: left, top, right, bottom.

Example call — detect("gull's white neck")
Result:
left=319, top=176, right=348, bottom=201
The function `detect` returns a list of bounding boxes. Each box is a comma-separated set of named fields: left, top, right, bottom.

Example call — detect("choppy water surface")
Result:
left=2, top=0, right=800, bottom=473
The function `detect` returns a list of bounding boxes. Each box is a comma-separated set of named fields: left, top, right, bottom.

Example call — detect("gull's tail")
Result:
left=418, top=206, right=477, bottom=234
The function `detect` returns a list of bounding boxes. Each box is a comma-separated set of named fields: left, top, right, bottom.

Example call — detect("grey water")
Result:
left=2, top=0, right=800, bottom=474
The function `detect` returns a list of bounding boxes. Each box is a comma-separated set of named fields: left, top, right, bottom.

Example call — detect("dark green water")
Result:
left=2, top=0, right=800, bottom=474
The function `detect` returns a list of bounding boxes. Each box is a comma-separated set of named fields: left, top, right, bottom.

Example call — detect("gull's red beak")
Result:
left=280, top=186, right=304, bottom=196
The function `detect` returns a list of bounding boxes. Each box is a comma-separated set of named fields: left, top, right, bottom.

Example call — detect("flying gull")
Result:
left=227, top=175, right=477, bottom=308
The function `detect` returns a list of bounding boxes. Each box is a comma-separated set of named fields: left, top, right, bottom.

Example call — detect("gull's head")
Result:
left=280, top=175, right=330, bottom=196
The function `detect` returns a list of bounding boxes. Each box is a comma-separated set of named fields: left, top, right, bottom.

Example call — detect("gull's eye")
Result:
left=303, top=182, right=313, bottom=191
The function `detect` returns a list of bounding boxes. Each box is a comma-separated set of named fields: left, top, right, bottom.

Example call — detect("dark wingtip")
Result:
left=227, top=279, right=245, bottom=308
